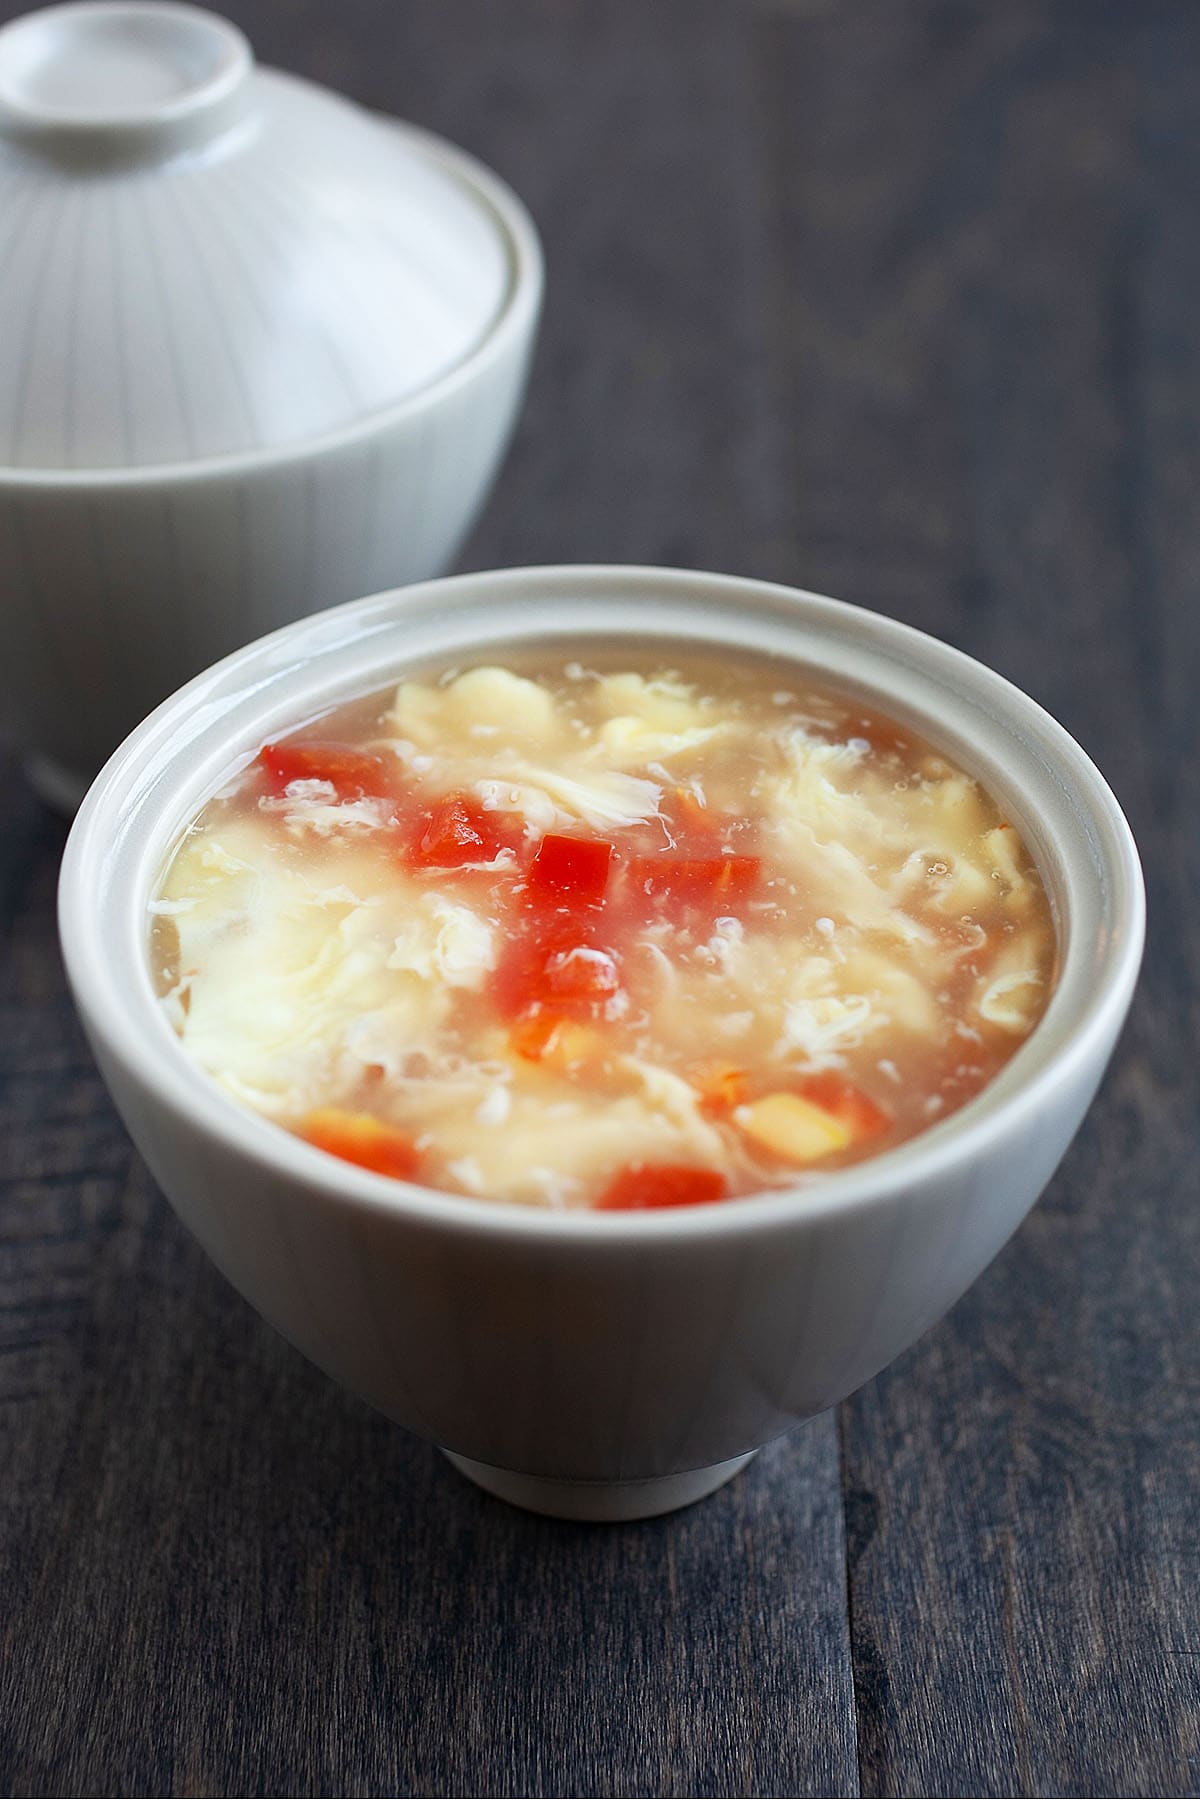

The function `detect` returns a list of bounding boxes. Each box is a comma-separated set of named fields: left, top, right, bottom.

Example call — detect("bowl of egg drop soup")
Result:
left=58, top=567, right=1144, bottom=1520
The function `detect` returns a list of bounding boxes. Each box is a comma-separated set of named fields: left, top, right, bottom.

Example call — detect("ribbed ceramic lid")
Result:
left=0, top=1, right=515, bottom=470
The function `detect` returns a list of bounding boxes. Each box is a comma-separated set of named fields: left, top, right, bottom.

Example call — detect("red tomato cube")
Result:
left=596, top=1163, right=729, bottom=1210
left=528, top=833, right=613, bottom=904
left=259, top=742, right=392, bottom=799
left=412, top=793, right=506, bottom=868
left=300, top=1109, right=420, bottom=1180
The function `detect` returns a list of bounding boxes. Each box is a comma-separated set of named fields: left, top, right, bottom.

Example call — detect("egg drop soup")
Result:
left=151, top=652, right=1055, bottom=1209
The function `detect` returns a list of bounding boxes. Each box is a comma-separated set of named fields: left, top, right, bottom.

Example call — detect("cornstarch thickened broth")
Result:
left=151, top=652, right=1056, bottom=1209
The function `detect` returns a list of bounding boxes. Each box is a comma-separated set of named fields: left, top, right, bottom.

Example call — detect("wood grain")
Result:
left=758, top=3, right=1200, bottom=1795
left=1, top=1, right=1197, bottom=1795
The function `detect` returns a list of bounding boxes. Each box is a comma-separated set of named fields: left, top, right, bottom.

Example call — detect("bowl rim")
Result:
left=58, top=563, right=1146, bottom=1242
left=0, top=114, right=543, bottom=489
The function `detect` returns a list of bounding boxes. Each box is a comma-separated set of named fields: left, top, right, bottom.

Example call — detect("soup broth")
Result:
left=151, top=649, right=1056, bottom=1209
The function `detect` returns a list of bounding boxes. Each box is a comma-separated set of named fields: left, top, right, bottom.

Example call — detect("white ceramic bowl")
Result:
left=0, top=2, right=542, bottom=805
left=58, top=566, right=1144, bottom=1521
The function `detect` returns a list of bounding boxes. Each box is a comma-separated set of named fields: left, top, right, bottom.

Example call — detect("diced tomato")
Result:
left=596, top=1163, right=729, bottom=1210
left=300, top=1108, right=420, bottom=1180
left=794, top=1072, right=890, bottom=1140
left=259, top=741, right=392, bottom=799
left=410, top=792, right=509, bottom=869
left=627, top=854, right=761, bottom=910
left=528, top=833, right=613, bottom=905
left=493, top=920, right=624, bottom=1023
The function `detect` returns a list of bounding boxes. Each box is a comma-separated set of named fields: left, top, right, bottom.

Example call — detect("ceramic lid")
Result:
left=0, top=1, right=516, bottom=470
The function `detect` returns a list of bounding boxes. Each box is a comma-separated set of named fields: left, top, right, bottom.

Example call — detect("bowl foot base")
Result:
left=441, top=1448, right=757, bottom=1521
left=24, top=753, right=90, bottom=815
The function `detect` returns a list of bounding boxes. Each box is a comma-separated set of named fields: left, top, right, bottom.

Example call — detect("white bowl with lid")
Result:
left=57, top=565, right=1145, bottom=1521
left=0, top=0, right=542, bottom=806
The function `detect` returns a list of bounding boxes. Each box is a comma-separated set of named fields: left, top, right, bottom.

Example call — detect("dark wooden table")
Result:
left=2, top=3, right=1197, bottom=1795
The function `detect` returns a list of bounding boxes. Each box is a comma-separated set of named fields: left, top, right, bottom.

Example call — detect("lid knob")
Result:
left=0, top=1, right=253, bottom=164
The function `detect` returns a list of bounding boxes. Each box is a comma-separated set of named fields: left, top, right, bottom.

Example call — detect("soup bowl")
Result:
left=57, top=566, right=1144, bottom=1520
